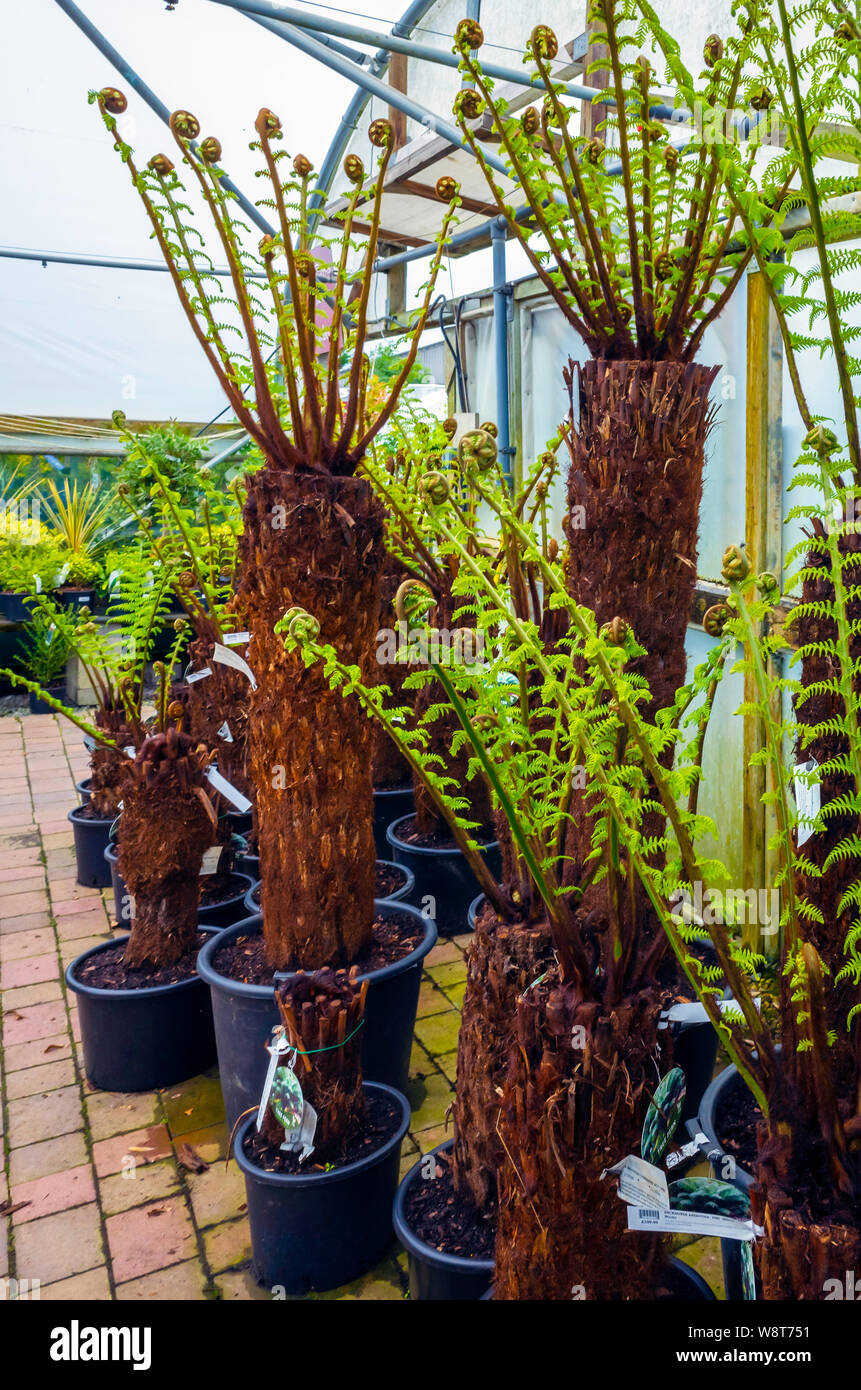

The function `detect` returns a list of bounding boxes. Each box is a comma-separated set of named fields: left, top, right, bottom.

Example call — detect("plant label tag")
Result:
left=627, top=1208, right=758, bottom=1241
left=187, top=667, right=212, bottom=684
left=665, top=1136, right=709, bottom=1170
left=602, top=1156, right=670, bottom=1209
left=124, top=745, right=136, bottom=758
left=212, top=642, right=257, bottom=690
left=199, top=844, right=222, bottom=876
left=792, top=758, right=820, bottom=846
left=34, top=574, right=42, bottom=593
left=217, top=721, right=233, bottom=743
left=223, top=631, right=250, bottom=647
left=282, top=1101, right=317, bottom=1163
left=83, top=734, right=96, bottom=752
left=271, top=1066, right=305, bottom=1138
left=256, top=1029, right=293, bottom=1131
left=206, top=765, right=253, bottom=813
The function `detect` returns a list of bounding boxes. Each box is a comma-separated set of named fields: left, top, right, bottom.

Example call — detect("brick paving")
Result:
left=0, top=711, right=723, bottom=1300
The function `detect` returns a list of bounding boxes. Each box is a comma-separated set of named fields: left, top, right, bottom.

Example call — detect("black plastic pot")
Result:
left=481, top=1256, right=715, bottom=1301
left=373, top=783, right=414, bottom=858
left=227, top=807, right=254, bottom=837
left=55, top=587, right=95, bottom=611
left=387, top=815, right=500, bottom=937
left=0, top=591, right=34, bottom=623
left=198, top=871, right=256, bottom=929
left=197, top=901, right=437, bottom=1128
left=243, top=860, right=416, bottom=918
left=68, top=806, right=114, bottom=888
left=65, top=931, right=217, bottom=1092
left=104, top=843, right=132, bottom=926
left=234, top=1082, right=410, bottom=1293
left=375, top=858, right=415, bottom=905
left=394, top=1140, right=494, bottom=1300
left=29, top=681, right=65, bottom=715
left=693, top=1064, right=755, bottom=1301
left=76, top=776, right=92, bottom=806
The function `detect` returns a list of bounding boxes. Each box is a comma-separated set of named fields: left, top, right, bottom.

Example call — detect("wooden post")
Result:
left=579, top=8, right=609, bottom=139
left=743, top=269, right=783, bottom=955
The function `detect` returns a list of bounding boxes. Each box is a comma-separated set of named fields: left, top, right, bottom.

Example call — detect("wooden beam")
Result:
left=742, top=269, right=784, bottom=956
left=579, top=14, right=608, bottom=140
left=389, top=177, right=499, bottom=218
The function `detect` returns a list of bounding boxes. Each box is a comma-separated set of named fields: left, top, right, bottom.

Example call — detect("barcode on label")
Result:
left=640, top=1210, right=661, bottom=1219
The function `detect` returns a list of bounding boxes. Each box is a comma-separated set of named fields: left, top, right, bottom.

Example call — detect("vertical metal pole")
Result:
left=491, top=218, right=513, bottom=487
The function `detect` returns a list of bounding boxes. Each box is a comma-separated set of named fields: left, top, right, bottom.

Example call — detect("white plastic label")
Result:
left=34, top=573, right=42, bottom=593
left=223, top=631, right=250, bottom=647
left=217, top=721, right=233, bottom=743
left=212, top=642, right=257, bottom=690
left=83, top=734, right=96, bottom=752
left=603, top=1156, right=670, bottom=1209
left=665, top=1135, right=709, bottom=1169
left=627, top=1207, right=758, bottom=1241
left=199, top=844, right=222, bottom=876
left=124, top=745, right=136, bottom=758
left=792, top=757, right=820, bottom=846
left=206, top=765, right=253, bottom=813
left=187, top=667, right=212, bottom=684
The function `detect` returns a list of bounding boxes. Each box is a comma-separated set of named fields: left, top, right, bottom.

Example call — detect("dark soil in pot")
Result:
left=713, top=1066, right=761, bottom=1173
left=197, top=902, right=437, bottom=1126
left=198, top=871, right=255, bottom=928
left=66, top=929, right=217, bottom=1092
left=387, top=813, right=501, bottom=936
left=234, top=1082, right=410, bottom=1293
left=68, top=805, right=114, bottom=888
left=394, top=1140, right=495, bottom=1301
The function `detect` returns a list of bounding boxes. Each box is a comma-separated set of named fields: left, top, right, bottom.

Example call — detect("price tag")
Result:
left=627, top=1208, right=759, bottom=1241
left=792, top=757, right=820, bottom=846
left=603, top=1155, right=670, bottom=1209
left=223, top=631, right=250, bottom=647
left=206, top=765, right=253, bottom=813
left=212, top=642, right=257, bottom=690
left=199, top=844, right=222, bottom=876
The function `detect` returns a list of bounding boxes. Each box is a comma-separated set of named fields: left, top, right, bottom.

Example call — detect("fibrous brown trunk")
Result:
left=238, top=469, right=386, bottom=971
left=451, top=905, right=553, bottom=1210
left=181, top=634, right=252, bottom=801
left=493, top=973, right=665, bottom=1300
left=90, top=706, right=139, bottom=818
left=119, top=730, right=215, bottom=969
left=564, top=359, right=719, bottom=718
left=265, top=968, right=367, bottom=1162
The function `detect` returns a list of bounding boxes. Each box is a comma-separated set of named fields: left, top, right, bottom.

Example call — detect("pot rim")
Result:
left=68, top=805, right=115, bottom=828
left=373, top=782, right=413, bottom=798
left=243, top=859, right=416, bottom=916
left=197, top=901, right=437, bottom=999
left=695, top=1062, right=754, bottom=1191
left=233, top=1080, right=410, bottom=1190
left=104, top=843, right=254, bottom=908
left=75, top=776, right=93, bottom=792
left=393, top=1138, right=496, bottom=1273
left=386, top=813, right=499, bottom=861
left=65, top=928, right=216, bottom=1002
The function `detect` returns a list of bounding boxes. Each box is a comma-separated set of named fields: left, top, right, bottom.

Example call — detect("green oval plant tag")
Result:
left=270, top=1066, right=304, bottom=1133
left=668, top=1176, right=751, bottom=1219
left=641, top=1067, right=686, bottom=1166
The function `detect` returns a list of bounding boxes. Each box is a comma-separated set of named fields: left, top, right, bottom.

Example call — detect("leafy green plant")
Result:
left=16, top=609, right=71, bottom=685
left=39, top=477, right=113, bottom=558
left=114, top=421, right=207, bottom=513
left=0, top=536, right=67, bottom=593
